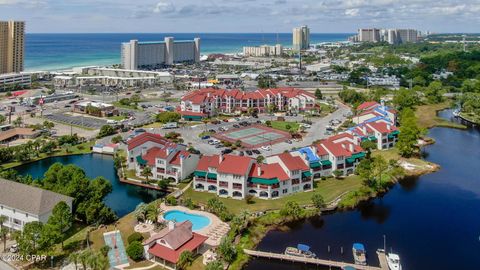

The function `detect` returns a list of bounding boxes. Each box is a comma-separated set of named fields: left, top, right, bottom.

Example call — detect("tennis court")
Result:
left=214, top=124, right=291, bottom=148
left=103, top=230, right=129, bottom=268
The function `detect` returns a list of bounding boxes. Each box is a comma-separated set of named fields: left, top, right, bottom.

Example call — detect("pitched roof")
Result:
left=162, top=221, right=194, bottom=250
left=170, top=151, right=190, bottom=166
left=249, top=163, right=290, bottom=181
left=367, top=121, right=398, bottom=134
left=148, top=232, right=208, bottom=264
left=276, top=152, right=309, bottom=171
left=357, top=101, right=379, bottom=111
left=127, top=132, right=169, bottom=151
left=0, top=179, right=73, bottom=216
left=217, top=155, right=252, bottom=175
left=196, top=155, right=221, bottom=171
left=142, top=147, right=168, bottom=166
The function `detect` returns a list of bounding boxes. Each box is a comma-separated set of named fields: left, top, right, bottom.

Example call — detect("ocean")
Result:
left=25, top=33, right=352, bottom=71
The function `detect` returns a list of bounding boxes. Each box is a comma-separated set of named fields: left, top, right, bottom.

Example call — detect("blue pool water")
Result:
left=163, top=210, right=211, bottom=231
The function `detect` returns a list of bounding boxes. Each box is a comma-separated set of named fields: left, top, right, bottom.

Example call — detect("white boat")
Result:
left=387, top=252, right=402, bottom=270
left=284, top=244, right=316, bottom=258
left=352, top=243, right=367, bottom=265
left=453, top=109, right=460, bottom=117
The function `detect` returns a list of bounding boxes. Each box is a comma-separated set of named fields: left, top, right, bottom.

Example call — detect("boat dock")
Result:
left=244, top=249, right=389, bottom=270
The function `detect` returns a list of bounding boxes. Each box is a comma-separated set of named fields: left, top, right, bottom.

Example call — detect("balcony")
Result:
left=195, top=177, right=206, bottom=182
left=207, top=179, right=217, bottom=184
left=233, top=184, right=243, bottom=190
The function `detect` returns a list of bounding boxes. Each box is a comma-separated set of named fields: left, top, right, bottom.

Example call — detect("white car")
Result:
left=261, top=145, right=271, bottom=151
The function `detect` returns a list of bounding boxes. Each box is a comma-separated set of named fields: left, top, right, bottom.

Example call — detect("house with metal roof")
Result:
left=0, top=179, right=73, bottom=231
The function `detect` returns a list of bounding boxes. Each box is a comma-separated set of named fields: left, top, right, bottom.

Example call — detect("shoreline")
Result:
left=231, top=108, right=460, bottom=270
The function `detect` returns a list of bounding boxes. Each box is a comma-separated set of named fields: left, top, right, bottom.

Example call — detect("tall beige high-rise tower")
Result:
left=0, top=21, right=25, bottom=74
left=293, top=25, right=310, bottom=51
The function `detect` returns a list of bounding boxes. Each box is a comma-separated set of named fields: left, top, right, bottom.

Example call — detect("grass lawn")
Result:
left=460, top=112, right=480, bottom=125
left=415, top=102, right=466, bottom=129
left=107, top=115, right=127, bottom=121
left=183, top=176, right=363, bottom=215
left=1, top=140, right=95, bottom=169
left=113, top=101, right=142, bottom=111
left=89, top=211, right=139, bottom=251
left=269, top=121, right=300, bottom=132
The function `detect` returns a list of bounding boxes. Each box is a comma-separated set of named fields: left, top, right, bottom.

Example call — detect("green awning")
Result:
left=194, top=171, right=207, bottom=177
left=368, top=136, right=377, bottom=141
left=249, top=177, right=279, bottom=185
left=183, top=115, right=203, bottom=121
left=136, top=155, right=147, bottom=165
left=391, top=130, right=399, bottom=135
left=207, top=173, right=217, bottom=179
left=388, top=134, right=395, bottom=139
left=346, top=157, right=355, bottom=163
left=302, top=171, right=312, bottom=177
left=310, top=162, right=321, bottom=169
left=351, top=152, right=366, bottom=159
left=321, top=160, right=332, bottom=166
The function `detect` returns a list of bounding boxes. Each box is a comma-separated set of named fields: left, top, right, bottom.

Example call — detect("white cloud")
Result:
left=345, top=8, right=359, bottom=17
left=153, top=1, right=175, bottom=14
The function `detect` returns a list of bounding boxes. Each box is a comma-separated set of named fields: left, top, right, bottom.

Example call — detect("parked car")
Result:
left=239, top=151, right=245, bottom=156
left=285, top=139, right=293, bottom=144
left=208, top=129, right=216, bottom=133
left=246, top=150, right=253, bottom=155
left=215, top=144, right=224, bottom=148
left=201, top=135, right=210, bottom=140
left=233, top=124, right=240, bottom=128
left=252, top=149, right=261, bottom=155
left=221, top=148, right=233, bottom=154
left=261, top=145, right=271, bottom=151
left=223, top=119, right=229, bottom=122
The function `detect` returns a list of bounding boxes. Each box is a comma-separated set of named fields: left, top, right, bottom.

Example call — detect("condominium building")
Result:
left=0, top=179, right=73, bottom=231
left=356, top=28, right=418, bottom=44
left=0, top=21, right=25, bottom=74
left=127, top=133, right=200, bottom=183
left=180, top=88, right=316, bottom=120
left=0, top=72, right=31, bottom=90
left=358, top=28, right=381, bottom=42
left=243, top=44, right=283, bottom=57
left=193, top=152, right=313, bottom=200
left=121, top=37, right=201, bottom=70
left=293, top=25, right=310, bottom=51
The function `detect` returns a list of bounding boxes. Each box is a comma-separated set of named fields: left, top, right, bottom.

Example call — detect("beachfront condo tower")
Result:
left=292, top=25, right=310, bottom=51
left=121, top=37, right=201, bottom=70
left=0, top=21, right=25, bottom=74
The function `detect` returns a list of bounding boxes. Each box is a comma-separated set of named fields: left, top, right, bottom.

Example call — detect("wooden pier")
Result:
left=244, top=249, right=389, bottom=270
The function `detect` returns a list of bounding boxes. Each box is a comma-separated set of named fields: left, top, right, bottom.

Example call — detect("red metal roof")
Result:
left=357, top=101, right=379, bottom=111
left=170, top=151, right=190, bottom=166
left=276, top=152, right=309, bottom=171
left=127, top=133, right=169, bottom=151
left=142, top=147, right=168, bottom=166
left=196, top=155, right=221, bottom=171
left=249, top=163, right=290, bottom=181
left=367, top=121, right=398, bottom=134
left=217, top=155, right=252, bottom=175
left=148, top=232, right=208, bottom=264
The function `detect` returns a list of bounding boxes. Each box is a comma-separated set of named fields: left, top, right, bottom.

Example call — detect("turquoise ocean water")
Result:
left=25, top=33, right=351, bottom=71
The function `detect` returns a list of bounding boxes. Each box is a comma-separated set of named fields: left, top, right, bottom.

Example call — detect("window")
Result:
left=282, top=189, right=288, bottom=194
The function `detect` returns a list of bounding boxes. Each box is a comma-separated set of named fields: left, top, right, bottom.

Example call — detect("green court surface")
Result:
left=242, top=132, right=285, bottom=145
left=223, top=127, right=265, bottom=140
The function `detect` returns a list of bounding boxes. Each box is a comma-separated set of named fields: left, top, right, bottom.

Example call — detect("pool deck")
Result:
left=159, top=204, right=230, bottom=247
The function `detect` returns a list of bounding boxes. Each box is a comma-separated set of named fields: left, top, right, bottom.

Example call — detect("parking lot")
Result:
left=44, top=113, right=108, bottom=129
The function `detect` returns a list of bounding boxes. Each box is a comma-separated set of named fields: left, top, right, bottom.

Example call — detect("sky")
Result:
left=0, top=0, right=479, bottom=33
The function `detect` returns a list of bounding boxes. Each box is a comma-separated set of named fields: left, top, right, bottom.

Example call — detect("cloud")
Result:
left=153, top=1, right=175, bottom=14
left=345, top=8, right=359, bottom=17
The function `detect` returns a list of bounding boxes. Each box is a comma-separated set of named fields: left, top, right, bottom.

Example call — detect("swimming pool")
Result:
left=163, top=210, right=211, bottom=231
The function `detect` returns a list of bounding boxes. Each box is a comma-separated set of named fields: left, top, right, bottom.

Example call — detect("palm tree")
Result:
left=177, top=250, right=194, bottom=270
left=68, top=252, right=80, bottom=270
left=79, top=250, right=92, bottom=270
left=141, top=166, right=152, bottom=182
left=146, top=204, right=159, bottom=224
left=134, top=203, right=149, bottom=222
left=0, top=216, right=7, bottom=252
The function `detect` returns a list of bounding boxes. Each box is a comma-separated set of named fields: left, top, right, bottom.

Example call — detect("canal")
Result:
left=14, top=154, right=164, bottom=217
left=245, top=112, right=480, bottom=270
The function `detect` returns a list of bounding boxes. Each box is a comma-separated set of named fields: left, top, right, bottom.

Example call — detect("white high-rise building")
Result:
left=243, top=44, right=283, bottom=57
left=357, top=28, right=418, bottom=44
left=121, top=37, right=201, bottom=70
left=293, top=25, right=310, bottom=51
left=358, top=28, right=381, bottom=42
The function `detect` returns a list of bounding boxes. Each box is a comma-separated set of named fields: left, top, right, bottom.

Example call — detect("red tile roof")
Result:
left=367, top=121, right=398, bottom=134
left=249, top=163, right=290, bottom=181
left=148, top=232, right=208, bottom=264
left=276, top=152, right=309, bottom=171
left=170, top=151, right=190, bottom=166
left=196, top=155, right=221, bottom=171
left=142, top=147, right=168, bottom=166
left=127, top=132, right=169, bottom=151
left=357, top=101, right=379, bottom=111
left=217, top=155, right=252, bottom=175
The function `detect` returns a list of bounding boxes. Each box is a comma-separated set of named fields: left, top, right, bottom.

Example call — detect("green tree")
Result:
left=311, top=193, right=325, bottom=209
left=0, top=114, right=6, bottom=124
left=332, top=170, right=343, bottom=179
left=360, top=140, right=377, bottom=159
left=97, top=125, right=116, bottom=138
left=424, top=81, right=444, bottom=104
left=0, top=216, right=7, bottom=251
left=126, top=241, right=144, bottom=261
left=397, top=108, right=421, bottom=157
left=280, top=201, right=303, bottom=219
left=68, top=252, right=80, bottom=270
left=356, top=159, right=374, bottom=187
left=315, top=88, right=323, bottom=99
left=393, top=87, right=419, bottom=111
left=256, top=155, right=265, bottom=164
left=15, top=221, right=44, bottom=255
left=13, top=116, right=23, bottom=127
left=111, top=135, right=123, bottom=144
left=47, top=201, right=72, bottom=250
left=155, top=111, right=181, bottom=123
left=158, top=179, right=170, bottom=190
left=127, top=232, right=144, bottom=245
left=217, top=237, right=237, bottom=263
left=141, top=166, right=152, bottom=182
left=177, top=250, right=194, bottom=270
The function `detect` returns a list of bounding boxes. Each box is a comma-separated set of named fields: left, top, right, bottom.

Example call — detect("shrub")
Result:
left=126, top=241, right=144, bottom=261
left=166, top=196, right=177, bottom=206
left=100, top=245, right=111, bottom=257
left=127, top=232, right=144, bottom=244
